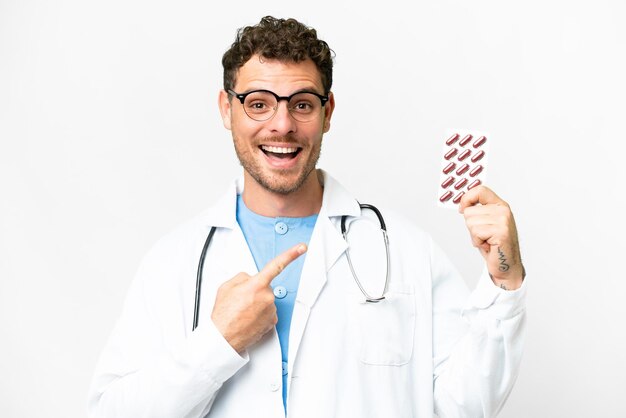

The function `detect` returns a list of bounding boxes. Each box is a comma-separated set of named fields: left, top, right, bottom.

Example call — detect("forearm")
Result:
left=90, top=354, right=218, bottom=418
left=433, top=272, right=527, bottom=417
left=88, top=319, right=247, bottom=418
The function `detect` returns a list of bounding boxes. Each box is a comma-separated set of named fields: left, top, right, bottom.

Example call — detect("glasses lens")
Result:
left=288, top=93, right=323, bottom=122
left=243, top=91, right=277, bottom=121
left=241, top=91, right=324, bottom=122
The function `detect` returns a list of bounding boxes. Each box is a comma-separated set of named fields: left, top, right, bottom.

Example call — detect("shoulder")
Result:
left=145, top=179, right=239, bottom=259
left=344, top=202, right=437, bottom=266
left=136, top=214, right=203, bottom=269
left=370, top=205, right=433, bottom=247
left=137, top=178, right=234, bottom=271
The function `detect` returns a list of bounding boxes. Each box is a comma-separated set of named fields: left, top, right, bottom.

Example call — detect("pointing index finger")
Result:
left=255, top=243, right=307, bottom=286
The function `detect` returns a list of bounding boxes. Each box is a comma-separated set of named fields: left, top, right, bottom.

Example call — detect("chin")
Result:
left=259, top=177, right=305, bottom=195
left=256, top=168, right=315, bottom=195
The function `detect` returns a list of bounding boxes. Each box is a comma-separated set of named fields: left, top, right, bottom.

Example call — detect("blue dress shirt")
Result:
left=236, top=195, right=317, bottom=410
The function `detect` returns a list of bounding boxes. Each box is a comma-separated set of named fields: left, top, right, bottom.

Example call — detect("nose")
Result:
left=266, top=100, right=297, bottom=134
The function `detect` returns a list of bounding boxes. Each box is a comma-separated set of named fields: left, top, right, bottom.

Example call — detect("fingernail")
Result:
left=298, top=244, right=307, bottom=254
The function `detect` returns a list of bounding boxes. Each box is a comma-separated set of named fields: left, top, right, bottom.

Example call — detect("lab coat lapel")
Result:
left=288, top=210, right=347, bottom=378
left=206, top=187, right=283, bottom=371
left=294, top=212, right=347, bottom=308
left=287, top=171, right=360, bottom=381
left=220, top=224, right=258, bottom=279
left=201, top=176, right=258, bottom=279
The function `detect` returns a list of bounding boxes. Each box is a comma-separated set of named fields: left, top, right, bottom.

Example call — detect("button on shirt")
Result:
left=236, top=195, right=317, bottom=410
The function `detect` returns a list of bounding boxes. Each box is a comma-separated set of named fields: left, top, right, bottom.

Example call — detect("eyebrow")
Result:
left=240, top=87, right=323, bottom=96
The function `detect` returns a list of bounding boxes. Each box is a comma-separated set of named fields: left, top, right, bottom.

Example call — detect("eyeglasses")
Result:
left=228, top=89, right=329, bottom=122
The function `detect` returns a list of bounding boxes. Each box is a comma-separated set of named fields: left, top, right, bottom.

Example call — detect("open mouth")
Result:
left=260, top=145, right=302, bottom=159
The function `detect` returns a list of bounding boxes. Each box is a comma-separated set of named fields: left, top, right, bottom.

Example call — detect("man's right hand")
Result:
left=210, top=243, right=308, bottom=353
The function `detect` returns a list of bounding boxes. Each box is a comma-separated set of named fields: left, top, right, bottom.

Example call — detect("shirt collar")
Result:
left=199, top=169, right=361, bottom=229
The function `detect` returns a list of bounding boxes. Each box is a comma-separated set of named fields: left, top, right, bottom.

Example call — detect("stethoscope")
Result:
left=192, top=203, right=390, bottom=331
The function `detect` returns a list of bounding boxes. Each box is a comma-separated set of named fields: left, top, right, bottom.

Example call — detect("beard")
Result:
left=233, top=134, right=322, bottom=195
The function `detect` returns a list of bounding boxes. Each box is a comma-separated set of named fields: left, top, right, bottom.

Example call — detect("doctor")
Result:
left=88, top=16, right=526, bottom=418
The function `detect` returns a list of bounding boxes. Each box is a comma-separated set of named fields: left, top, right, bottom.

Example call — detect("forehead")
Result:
left=234, top=55, right=324, bottom=94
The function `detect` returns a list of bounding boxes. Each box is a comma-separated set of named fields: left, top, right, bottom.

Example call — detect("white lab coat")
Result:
left=88, top=170, right=526, bottom=418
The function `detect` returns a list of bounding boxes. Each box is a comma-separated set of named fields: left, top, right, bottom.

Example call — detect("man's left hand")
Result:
left=458, top=185, right=525, bottom=290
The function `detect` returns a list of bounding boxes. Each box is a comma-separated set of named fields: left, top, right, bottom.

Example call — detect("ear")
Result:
left=218, top=89, right=232, bottom=130
left=322, top=92, right=335, bottom=133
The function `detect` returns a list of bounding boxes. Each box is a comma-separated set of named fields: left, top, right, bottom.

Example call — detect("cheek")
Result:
left=231, top=118, right=261, bottom=142
left=302, top=118, right=326, bottom=138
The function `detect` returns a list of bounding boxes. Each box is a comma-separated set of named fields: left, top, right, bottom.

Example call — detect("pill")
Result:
left=441, top=176, right=455, bottom=189
left=458, top=149, right=471, bottom=161
left=443, top=162, right=456, bottom=174
left=454, top=178, right=468, bottom=189
left=473, top=136, right=487, bottom=148
left=469, top=165, right=483, bottom=177
left=446, top=133, right=460, bottom=146
left=439, top=190, right=453, bottom=202
left=471, top=150, right=485, bottom=162
left=468, top=179, right=481, bottom=190
left=459, top=134, right=473, bottom=147
left=445, top=148, right=458, bottom=160
left=453, top=191, right=465, bottom=204
left=456, top=163, right=469, bottom=175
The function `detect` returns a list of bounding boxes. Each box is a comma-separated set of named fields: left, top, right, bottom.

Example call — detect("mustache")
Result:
left=258, top=135, right=300, bottom=144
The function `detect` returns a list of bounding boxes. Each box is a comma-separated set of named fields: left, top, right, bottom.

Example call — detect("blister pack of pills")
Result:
left=437, top=130, right=490, bottom=208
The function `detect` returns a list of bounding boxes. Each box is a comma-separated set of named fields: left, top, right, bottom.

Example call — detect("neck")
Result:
left=242, top=170, right=323, bottom=217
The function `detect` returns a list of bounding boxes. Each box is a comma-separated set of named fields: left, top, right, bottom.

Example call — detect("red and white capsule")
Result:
left=454, top=178, right=468, bottom=189
left=471, top=150, right=485, bottom=163
left=456, top=163, right=470, bottom=176
left=439, top=191, right=453, bottom=202
left=458, top=149, right=471, bottom=161
left=453, top=191, right=465, bottom=204
left=441, top=176, right=455, bottom=189
left=445, top=148, right=458, bottom=160
left=459, top=134, right=473, bottom=147
left=443, top=162, right=456, bottom=174
left=469, top=165, right=483, bottom=177
left=446, top=133, right=460, bottom=146
left=473, top=136, right=487, bottom=148
left=468, top=179, right=482, bottom=190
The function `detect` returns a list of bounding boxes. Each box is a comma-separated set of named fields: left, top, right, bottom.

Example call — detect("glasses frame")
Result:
left=227, top=89, right=329, bottom=122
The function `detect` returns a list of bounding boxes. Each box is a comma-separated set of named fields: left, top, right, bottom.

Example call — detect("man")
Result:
left=88, top=16, right=526, bottom=418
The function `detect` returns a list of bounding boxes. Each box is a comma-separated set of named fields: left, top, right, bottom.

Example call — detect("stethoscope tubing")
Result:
left=192, top=203, right=388, bottom=332
left=193, top=226, right=216, bottom=331
left=341, top=204, right=390, bottom=303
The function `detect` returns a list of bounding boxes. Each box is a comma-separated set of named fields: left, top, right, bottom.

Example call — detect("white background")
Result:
left=1, top=0, right=625, bottom=417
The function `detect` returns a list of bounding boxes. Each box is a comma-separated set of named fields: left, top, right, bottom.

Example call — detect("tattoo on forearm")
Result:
left=497, top=247, right=510, bottom=272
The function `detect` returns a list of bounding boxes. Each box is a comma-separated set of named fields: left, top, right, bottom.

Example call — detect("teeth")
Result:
left=261, top=145, right=298, bottom=154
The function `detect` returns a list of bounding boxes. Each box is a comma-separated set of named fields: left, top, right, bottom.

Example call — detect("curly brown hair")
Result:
left=222, top=16, right=334, bottom=94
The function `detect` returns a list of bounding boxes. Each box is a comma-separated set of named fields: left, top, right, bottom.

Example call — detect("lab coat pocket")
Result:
left=349, top=283, right=416, bottom=366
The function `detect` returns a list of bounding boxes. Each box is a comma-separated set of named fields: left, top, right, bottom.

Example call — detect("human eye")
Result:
left=248, top=101, right=269, bottom=110
left=290, top=94, right=317, bottom=114
left=293, top=102, right=313, bottom=111
left=244, top=93, right=274, bottom=114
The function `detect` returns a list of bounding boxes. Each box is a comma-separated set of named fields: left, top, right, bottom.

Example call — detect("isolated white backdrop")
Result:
left=1, top=0, right=625, bottom=417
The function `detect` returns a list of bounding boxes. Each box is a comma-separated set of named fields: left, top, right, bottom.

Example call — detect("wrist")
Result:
left=489, top=264, right=525, bottom=291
